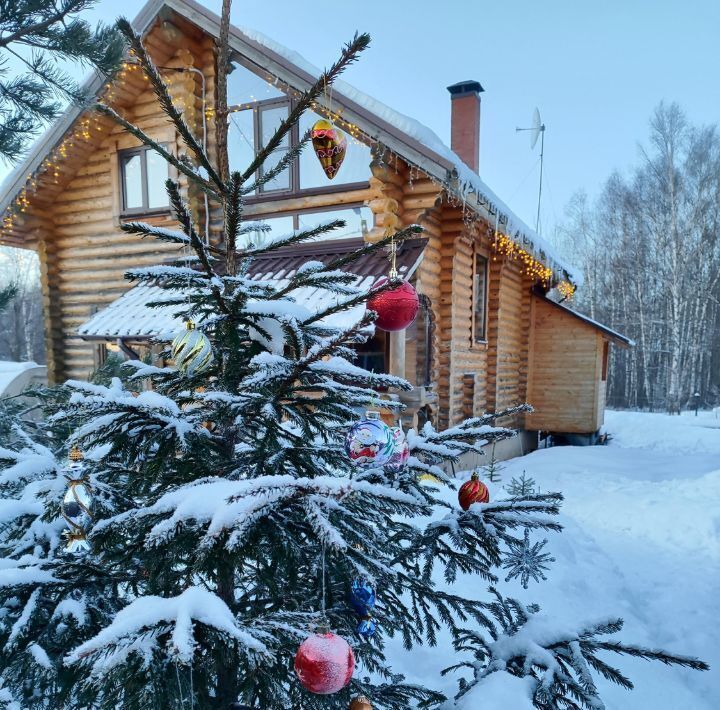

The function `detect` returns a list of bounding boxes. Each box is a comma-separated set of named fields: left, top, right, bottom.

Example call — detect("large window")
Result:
left=227, top=61, right=372, bottom=196
left=119, top=146, right=169, bottom=215
left=242, top=206, right=372, bottom=248
left=473, top=253, right=488, bottom=343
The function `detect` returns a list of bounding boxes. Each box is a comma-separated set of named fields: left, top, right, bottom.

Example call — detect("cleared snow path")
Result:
left=388, top=410, right=720, bottom=709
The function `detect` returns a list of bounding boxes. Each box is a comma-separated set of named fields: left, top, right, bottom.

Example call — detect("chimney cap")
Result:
left=447, top=80, right=484, bottom=97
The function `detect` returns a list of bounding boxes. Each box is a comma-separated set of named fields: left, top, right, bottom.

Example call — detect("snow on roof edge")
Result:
left=236, top=24, right=581, bottom=286
left=0, top=0, right=580, bottom=285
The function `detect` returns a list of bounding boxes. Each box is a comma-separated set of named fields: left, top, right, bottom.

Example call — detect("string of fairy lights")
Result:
left=1, top=55, right=147, bottom=233
left=0, top=51, right=575, bottom=297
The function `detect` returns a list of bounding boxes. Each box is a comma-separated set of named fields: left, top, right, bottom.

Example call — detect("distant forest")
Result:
left=0, top=248, right=44, bottom=365
left=556, top=102, right=720, bottom=411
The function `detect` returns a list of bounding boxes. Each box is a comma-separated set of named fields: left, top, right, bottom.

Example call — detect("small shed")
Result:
left=525, top=294, right=632, bottom=438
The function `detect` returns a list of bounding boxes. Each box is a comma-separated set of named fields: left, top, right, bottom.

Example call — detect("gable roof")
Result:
left=534, top=292, right=633, bottom=348
left=78, top=236, right=426, bottom=340
left=0, top=0, right=579, bottom=285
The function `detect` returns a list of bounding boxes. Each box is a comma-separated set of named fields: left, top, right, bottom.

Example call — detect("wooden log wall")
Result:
left=525, top=295, right=605, bottom=434
left=40, top=20, right=211, bottom=382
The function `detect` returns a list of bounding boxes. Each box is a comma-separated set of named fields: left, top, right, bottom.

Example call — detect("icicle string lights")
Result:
left=0, top=53, right=147, bottom=236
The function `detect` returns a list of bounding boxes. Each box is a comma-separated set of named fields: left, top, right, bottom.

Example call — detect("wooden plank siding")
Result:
left=525, top=295, right=607, bottom=433
left=43, top=19, right=210, bottom=381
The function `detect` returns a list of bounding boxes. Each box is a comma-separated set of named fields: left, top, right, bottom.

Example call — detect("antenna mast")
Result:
left=516, top=108, right=546, bottom=234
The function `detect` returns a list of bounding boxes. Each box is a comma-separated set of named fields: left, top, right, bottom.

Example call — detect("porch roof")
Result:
left=78, top=236, right=426, bottom=340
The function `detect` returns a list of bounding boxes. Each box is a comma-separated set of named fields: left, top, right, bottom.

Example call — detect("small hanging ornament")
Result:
left=458, top=471, right=490, bottom=511
left=311, top=119, right=347, bottom=180
left=348, top=579, right=376, bottom=617
left=366, top=236, right=419, bottom=332
left=349, top=695, right=373, bottom=710
left=345, top=412, right=394, bottom=468
left=171, top=321, right=213, bottom=376
left=356, top=616, right=377, bottom=640
left=294, top=631, right=355, bottom=694
left=61, top=447, right=93, bottom=554
left=386, top=427, right=410, bottom=473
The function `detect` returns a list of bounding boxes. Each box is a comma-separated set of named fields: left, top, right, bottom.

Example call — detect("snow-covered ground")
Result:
left=390, top=409, right=720, bottom=708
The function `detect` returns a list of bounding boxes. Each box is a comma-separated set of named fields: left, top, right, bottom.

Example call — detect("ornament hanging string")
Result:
left=389, top=232, right=398, bottom=279
left=321, top=540, right=327, bottom=624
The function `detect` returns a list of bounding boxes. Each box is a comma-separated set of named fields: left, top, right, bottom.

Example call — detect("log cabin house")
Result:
left=0, top=0, right=631, bottom=444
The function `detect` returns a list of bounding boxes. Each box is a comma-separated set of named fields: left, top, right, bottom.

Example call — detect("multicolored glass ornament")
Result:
left=349, top=579, right=376, bottom=617
left=311, top=119, right=347, bottom=180
left=294, top=631, right=355, bottom=694
left=386, top=427, right=410, bottom=473
left=60, top=447, right=93, bottom=554
left=171, top=321, right=213, bottom=376
left=345, top=412, right=394, bottom=468
left=367, top=277, right=419, bottom=332
left=356, top=617, right=377, bottom=640
left=458, top=471, right=490, bottom=511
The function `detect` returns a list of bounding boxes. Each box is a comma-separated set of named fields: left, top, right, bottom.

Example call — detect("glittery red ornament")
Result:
left=294, top=632, right=355, bottom=695
left=458, top=472, right=490, bottom=510
left=367, top=278, right=419, bottom=332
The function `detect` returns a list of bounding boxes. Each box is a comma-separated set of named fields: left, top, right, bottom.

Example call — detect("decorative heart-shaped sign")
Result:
left=311, top=119, right=347, bottom=180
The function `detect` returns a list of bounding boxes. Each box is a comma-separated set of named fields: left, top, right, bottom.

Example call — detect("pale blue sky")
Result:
left=11, top=0, right=720, bottom=236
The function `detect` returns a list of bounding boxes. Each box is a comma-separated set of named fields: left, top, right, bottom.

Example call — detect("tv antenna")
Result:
left=516, top=107, right=546, bottom=233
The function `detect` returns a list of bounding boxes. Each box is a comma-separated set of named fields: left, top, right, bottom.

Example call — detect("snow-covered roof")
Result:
left=234, top=23, right=580, bottom=285
left=536, top=293, right=634, bottom=347
left=79, top=236, right=425, bottom=340
left=0, top=0, right=579, bottom=285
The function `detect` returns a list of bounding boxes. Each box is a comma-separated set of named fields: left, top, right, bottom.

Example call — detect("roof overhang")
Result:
left=534, top=293, right=633, bottom=348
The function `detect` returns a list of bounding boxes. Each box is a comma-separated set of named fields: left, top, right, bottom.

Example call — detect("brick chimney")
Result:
left=447, top=80, right=484, bottom=173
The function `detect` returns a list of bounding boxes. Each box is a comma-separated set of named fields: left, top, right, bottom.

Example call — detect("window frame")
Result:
left=118, top=144, right=171, bottom=217
left=245, top=202, right=372, bottom=235
left=230, top=94, right=370, bottom=201
left=472, top=250, right=489, bottom=344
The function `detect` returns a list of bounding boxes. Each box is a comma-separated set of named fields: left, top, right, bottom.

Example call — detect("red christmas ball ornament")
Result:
left=458, top=472, right=490, bottom=511
left=294, top=632, right=355, bottom=695
left=367, top=278, right=419, bottom=332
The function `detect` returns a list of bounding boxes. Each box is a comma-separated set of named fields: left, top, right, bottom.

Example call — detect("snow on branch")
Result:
left=446, top=589, right=709, bottom=708
left=95, top=474, right=421, bottom=552
left=65, top=587, right=266, bottom=673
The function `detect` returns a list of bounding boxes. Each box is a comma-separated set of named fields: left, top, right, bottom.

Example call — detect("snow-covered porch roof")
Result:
left=78, top=236, right=426, bottom=341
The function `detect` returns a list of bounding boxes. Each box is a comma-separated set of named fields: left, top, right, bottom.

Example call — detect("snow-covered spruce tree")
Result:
left=0, top=8, right=562, bottom=709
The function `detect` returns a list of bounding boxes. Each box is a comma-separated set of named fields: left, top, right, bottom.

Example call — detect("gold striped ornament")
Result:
left=171, top=321, right=214, bottom=376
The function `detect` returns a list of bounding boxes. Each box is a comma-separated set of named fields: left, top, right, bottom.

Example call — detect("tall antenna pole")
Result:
left=536, top=127, right=544, bottom=234
left=516, top=108, right=546, bottom=234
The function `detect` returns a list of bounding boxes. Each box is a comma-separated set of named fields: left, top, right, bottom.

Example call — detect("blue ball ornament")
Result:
left=356, top=617, right=377, bottom=640
left=345, top=412, right=394, bottom=468
left=349, top=578, right=376, bottom=616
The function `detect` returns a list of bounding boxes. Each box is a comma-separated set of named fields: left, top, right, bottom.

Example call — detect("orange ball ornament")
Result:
left=458, top=472, right=490, bottom=510
left=349, top=696, right=373, bottom=710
